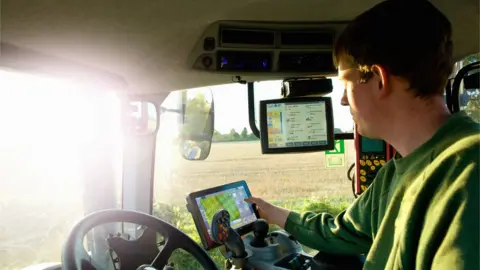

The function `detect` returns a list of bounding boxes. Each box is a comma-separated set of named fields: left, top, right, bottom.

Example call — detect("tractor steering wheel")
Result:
left=62, top=209, right=218, bottom=270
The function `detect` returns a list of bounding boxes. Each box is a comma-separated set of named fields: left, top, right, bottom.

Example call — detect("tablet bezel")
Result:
left=259, top=97, right=335, bottom=154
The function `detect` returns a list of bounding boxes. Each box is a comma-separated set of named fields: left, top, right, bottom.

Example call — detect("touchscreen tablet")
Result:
left=186, top=180, right=258, bottom=250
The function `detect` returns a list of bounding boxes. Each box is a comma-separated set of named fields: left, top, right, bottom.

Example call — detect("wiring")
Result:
left=347, top=163, right=358, bottom=198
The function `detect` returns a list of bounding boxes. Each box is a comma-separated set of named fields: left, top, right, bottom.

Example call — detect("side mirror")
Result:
left=179, top=89, right=214, bottom=160
left=127, top=101, right=158, bottom=135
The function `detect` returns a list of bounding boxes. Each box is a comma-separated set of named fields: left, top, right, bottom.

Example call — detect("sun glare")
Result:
left=0, top=69, right=122, bottom=204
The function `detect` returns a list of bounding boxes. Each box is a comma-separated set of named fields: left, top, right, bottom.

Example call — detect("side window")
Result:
left=0, top=70, right=123, bottom=269
left=462, top=85, right=479, bottom=123
left=456, top=53, right=480, bottom=123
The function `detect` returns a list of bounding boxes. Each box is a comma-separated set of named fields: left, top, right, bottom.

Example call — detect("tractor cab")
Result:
left=0, top=1, right=478, bottom=269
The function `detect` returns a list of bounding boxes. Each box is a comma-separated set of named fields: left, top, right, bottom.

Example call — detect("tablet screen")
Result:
left=266, top=100, right=329, bottom=148
left=259, top=97, right=335, bottom=154
left=195, top=185, right=257, bottom=239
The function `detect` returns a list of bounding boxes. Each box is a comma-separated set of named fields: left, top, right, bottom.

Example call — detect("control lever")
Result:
left=211, top=209, right=248, bottom=258
left=250, top=219, right=269, bottom=248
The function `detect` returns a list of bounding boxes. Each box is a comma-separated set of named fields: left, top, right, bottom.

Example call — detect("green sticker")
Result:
left=326, top=140, right=345, bottom=155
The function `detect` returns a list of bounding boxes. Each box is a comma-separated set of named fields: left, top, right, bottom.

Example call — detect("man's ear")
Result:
left=371, top=65, right=390, bottom=97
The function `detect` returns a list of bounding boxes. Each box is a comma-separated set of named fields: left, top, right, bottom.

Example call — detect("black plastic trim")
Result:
left=247, top=82, right=261, bottom=138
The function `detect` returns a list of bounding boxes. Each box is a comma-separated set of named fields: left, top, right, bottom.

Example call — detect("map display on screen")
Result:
left=266, top=101, right=329, bottom=148
left=196, top=186, right=257, bottom=238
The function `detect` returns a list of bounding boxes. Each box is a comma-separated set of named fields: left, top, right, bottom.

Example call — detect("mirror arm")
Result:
left=181, top=90, right=187, bottom=124
left=247, top=82, right=261, bottom=139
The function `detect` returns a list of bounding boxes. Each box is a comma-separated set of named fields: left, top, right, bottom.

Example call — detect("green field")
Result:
left=200, top=193, right=241, bottom=227
left=154, top=141, right=356, bottom=205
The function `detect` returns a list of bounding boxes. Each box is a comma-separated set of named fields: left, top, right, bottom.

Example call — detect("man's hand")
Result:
left=244, top=197, right=291, bottom=228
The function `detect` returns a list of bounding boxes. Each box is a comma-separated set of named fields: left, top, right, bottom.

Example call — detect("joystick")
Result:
left=211, top=209, right=248, bottom=258
left=250, top=219, right=269, bottom=248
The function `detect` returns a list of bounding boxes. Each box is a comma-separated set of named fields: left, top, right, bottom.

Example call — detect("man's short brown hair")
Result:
left=334, top=0, right=453, bottom=97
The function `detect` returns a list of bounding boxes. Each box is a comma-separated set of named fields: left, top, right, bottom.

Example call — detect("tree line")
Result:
left=213, top=127, right=259, bottom=142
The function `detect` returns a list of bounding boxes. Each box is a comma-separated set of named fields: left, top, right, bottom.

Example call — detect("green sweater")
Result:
left=285, top=112, right=480, bottom=270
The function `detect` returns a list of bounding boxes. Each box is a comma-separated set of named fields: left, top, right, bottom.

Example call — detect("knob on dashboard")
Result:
left=251, top=219, right=269, bottom=248
left=202, top=56, right=213, bottom=68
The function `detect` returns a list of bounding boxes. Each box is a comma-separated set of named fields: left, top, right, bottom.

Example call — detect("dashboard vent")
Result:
left=220, top=28, right=275, bottom=46
left=278, top=52, right=335, bottom=72
left=280, top=30, right=334, bottom=47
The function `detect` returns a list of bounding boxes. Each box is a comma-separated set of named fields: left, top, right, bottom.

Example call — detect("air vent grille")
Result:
left=280, top=31, right=333, bottom=46
left=220, top=28, right=274, bottom=46
left=278, top=52, right=335, bottom=72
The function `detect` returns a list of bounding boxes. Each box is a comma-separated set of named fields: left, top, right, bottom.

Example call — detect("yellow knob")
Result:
left=373, top=160, right=380, bottom=166
left=360, top=176, right=367, bottom=182
left=360, top=169, right=366, bottom=176
left=361, top=185, right=367, bottom=191
left=360, top=160, right=366, bottom=166
left=380, top=160, right=386, bottom=166
left=366, top=160, right=372, bottom=166
left=370, top=165, right=376, bottom=171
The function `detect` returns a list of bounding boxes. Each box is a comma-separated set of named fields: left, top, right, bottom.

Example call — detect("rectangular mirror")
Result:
left=179, top=89, right=215, bottom=160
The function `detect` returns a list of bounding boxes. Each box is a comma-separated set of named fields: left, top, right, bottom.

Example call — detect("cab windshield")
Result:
left=152, top=78, right=357, bottom=266
left=0, top=54, right=478, bottom=269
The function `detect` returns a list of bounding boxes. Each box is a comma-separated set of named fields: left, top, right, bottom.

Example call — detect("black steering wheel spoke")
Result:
left=75, top=248, right=105, bottom=270
left=150, top=240, right=176, bottom=268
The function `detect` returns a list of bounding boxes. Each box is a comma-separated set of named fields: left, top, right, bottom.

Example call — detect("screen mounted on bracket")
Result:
left=259, top=97, right=335, bottom=154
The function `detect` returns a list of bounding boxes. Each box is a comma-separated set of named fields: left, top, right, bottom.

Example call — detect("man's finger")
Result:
left=244, top=197, right=255, bottom=203
left=244, top=197, right=256, bottom=203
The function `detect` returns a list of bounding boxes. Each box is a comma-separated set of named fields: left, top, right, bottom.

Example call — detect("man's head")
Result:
left=335, top=0, right=453, bottom=138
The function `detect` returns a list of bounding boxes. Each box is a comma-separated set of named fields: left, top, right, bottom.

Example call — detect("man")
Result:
left=246, top=1, right=479, bottom=269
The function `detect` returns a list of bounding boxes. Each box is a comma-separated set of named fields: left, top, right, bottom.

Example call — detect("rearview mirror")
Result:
left=179, top=89, right=214, bottom=160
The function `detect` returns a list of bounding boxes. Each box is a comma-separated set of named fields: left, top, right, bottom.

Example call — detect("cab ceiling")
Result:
left=1, top=0, right=479, bottom=94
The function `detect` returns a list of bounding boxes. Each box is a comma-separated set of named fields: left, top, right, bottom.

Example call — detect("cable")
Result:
left=232, top=76, right=247, bottom=84
left=347, top=163, right=358, bottom=198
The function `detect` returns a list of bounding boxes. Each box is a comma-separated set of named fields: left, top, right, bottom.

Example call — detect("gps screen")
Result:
left=195, top=185, right=257, bottom=239
left=266, top=100, right=329, bottom=148
left=361, top=137, right=385, bottom=153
